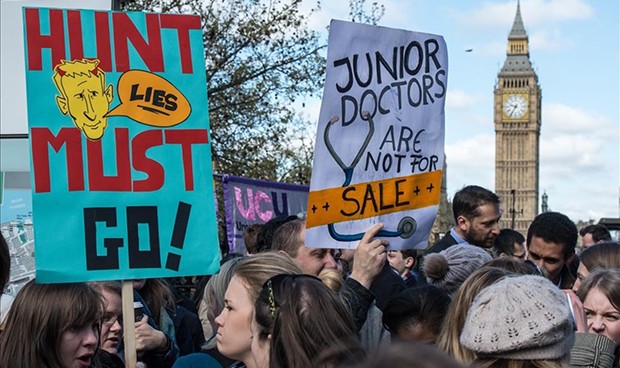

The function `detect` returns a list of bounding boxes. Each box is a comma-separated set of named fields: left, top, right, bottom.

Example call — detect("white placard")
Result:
left=306, top=20, right=448, bottom=250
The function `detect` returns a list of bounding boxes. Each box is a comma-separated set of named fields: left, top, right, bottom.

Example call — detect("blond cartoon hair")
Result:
left=52, top=59, right=105, bottom=96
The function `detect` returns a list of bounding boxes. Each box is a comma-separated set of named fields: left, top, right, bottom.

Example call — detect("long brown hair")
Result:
left=138, top=278, right=176, bottom=325
left=0, top=280, right=103, bottom=368
left=255, top=274, right=364, bottom=368
left=579, top=241, right=620, bottom=271
left=577, top=268, right=620, bottom=313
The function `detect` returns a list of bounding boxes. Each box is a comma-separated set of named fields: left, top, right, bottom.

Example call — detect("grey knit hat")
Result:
left=423, top=243, right=492, bottom=294
left=460, top=275, right=575, bottom=360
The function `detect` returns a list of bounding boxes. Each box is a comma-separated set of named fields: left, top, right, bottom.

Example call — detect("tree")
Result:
left=122, top=0, right=325, bottom=183
left=348, top=0, right=385, bottom=25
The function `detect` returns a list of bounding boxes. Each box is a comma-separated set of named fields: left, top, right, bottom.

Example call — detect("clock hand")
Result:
left=511, top=104, right=518, bottom=115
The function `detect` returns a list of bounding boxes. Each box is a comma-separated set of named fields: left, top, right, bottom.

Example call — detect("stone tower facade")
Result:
left=494, top=1, right=541, bottom=235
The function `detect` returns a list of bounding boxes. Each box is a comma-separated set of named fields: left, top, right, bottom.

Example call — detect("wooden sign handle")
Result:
left=122, top=281, right=137, bottom=368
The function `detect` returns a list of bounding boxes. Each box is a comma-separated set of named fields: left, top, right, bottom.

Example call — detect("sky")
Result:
left=296, top=0, right=620, bottom=224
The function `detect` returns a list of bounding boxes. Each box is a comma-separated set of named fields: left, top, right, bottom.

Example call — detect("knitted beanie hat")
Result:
left=460, top=275, right=575, bottom=360
left=423, top=244, right=492, bottom=294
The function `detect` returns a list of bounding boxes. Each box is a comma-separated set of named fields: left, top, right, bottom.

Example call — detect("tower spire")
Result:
left=509, top=0, right=527, bottom=38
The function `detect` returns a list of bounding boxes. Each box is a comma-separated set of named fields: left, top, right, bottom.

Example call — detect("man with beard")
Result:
left=424, top=185, right=501, bottom=255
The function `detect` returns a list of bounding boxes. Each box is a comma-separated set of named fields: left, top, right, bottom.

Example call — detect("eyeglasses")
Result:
left=263, top=274, right=321, bottom=319
left=102, top=312, right=122, bottom=326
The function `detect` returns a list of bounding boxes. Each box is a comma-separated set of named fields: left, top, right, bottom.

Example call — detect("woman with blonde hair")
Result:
left=0, top=280, right=103, bottom=368
left=214, top=252, right=302, bottom=368
left=174, top=257, right=243, bottom=367
left=318, top=268, right=344, bottom=293
left=437, top=267, right=513, bottom=364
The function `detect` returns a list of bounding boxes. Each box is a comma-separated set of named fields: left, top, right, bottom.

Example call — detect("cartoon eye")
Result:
left=75, top=93, right=84, bottom=100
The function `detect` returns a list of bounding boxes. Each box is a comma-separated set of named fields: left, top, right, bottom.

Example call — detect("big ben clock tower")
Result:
left=494, top=1, right=541, bottom=235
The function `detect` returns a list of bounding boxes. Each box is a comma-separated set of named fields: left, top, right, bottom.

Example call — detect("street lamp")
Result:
left=509, top=189, right=523, bottom=230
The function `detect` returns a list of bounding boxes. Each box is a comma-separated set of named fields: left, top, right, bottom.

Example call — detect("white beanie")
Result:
left=460, top=275, right=575, bottom=360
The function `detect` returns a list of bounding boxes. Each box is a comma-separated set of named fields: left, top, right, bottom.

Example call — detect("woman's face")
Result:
left=251, top=315, right=270, bottom=368
left=58, top=323, right=99, bottom=368
left=132, top=279, right=147, bottom=290
left=583, top=286, right=620, bottom=344
left=572, top=262, right=589, bottom=292
left=215, top=275, right=254, bottom=363
left=100, top=289, right=123, bottom=354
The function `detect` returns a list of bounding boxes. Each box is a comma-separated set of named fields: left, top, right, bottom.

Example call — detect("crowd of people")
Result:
left=0, top=185, right=619, bottom=368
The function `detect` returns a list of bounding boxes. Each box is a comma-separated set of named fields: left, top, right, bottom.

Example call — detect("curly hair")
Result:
left=526, top=212, right=577, bottom=258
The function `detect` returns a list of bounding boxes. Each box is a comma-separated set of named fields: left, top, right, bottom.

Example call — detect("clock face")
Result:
left=503, top=95, right=527, bottom=119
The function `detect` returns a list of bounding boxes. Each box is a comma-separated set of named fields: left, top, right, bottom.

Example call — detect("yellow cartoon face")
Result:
left=53, top=59, right=114, bottom=141
left=62, top=75, right=113, bottom=140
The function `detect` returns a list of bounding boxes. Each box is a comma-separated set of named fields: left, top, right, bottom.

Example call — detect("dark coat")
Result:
left=424, top=231, right=458, bottom=255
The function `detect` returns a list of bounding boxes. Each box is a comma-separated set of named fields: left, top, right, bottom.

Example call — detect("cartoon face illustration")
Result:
left=52, top=59, right=113, bottom=140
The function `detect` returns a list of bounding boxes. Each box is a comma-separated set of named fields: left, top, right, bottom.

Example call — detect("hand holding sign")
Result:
left=349, top=223, right=389, bottom=288
left=107, top=70, right=191, bottom=127
left=306, top=20, right=447, bottom=250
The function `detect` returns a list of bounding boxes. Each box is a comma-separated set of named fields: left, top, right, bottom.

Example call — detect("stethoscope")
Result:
left=323, top=112, right=417, bottom=242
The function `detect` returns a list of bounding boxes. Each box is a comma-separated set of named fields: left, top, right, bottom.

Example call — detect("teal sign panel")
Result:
left=23, top=8, right=220, bottom=282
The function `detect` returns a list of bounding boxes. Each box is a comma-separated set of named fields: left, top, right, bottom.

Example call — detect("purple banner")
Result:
left=222, top=175, right=309, bottom=254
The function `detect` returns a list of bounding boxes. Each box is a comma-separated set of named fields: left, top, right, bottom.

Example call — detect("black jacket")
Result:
left=424, top=231, right=458, bottom=255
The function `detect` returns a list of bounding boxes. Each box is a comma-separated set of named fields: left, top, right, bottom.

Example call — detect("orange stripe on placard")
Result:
left=306, top=170, right=442, bottom=228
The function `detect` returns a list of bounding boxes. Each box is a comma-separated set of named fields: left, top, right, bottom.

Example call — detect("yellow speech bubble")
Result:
left=106, top=70, right=191, bottom=127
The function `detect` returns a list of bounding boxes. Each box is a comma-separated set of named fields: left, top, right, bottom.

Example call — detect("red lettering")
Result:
left=67, top=10, right=84, bottom=60
left=94, top=12, right=113, bottom=72
left=165, top=130, right=209, bottom=191
left=132, top=130, right=165, bottom=192
left=31, top=128, right=208, bottom=193
left=24, top=10, right=196, bottom=73
left=25, top=8, right=66, bottom=70
left=87, top=128, right=132, bottom=191
left=113, top=13, right=163, bottom=72
left=160, top=14, right=200, bottom=74
left=31, top=128, right=84, bottom=193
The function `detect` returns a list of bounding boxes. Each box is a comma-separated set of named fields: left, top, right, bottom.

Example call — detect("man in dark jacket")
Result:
left=425, top=185, right=501, bottom=255
left=526, top=212, right=578, bottom=289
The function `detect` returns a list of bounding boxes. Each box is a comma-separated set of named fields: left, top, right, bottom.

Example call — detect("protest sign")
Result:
left=223, top=175, right=309, bottom=254
left=306, top=20, right=448, bottom=250
left=23, top=8, right=220, bottom=282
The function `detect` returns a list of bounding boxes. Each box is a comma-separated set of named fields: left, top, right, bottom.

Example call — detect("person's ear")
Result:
left=456, top=215, right=469, bottom=232
left=56, top=95, right=68, bottom=115
left=105, top=84, right=114, bottom=103
left=565, top=251, right=575, bottom=263
left=404, top=257, right=415, bottom=269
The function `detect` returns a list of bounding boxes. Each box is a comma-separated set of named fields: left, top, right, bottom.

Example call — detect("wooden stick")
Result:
left=122, top=281, right=137, bottom=368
